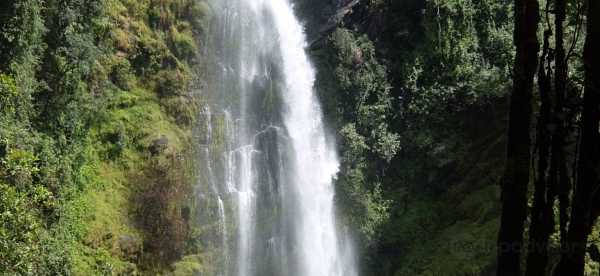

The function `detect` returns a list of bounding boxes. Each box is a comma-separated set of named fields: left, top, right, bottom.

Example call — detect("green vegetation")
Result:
left=0, top=0, right=211, bottom=274
left=306, top=0, right=599, bottom=275
left=307, top=0, right=514, bottom=275
left=3, top=0, right=599, bottom=275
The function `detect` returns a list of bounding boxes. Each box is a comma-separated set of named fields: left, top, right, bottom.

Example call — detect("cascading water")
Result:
left=198, top=105, right=229, bottom=273
left=208, top=106, right=230, bottom=268
left=202, top=0, right=357, bottom=275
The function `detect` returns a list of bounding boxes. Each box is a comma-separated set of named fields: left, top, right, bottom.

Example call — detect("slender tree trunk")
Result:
left=558, top=155, right=571, bottom=248
left=583, top=3, right=600, bottom=237
left=496, top=0, right=539, bottom=274
left=552, top=0, right=572, bottom=260
left=554, top=1, right=600, bottom=275
left=525, top=29, right=553, bottom=276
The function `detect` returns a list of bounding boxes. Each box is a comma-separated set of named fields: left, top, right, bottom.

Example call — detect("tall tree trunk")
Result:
left=496, top=0, right=539, bottom=275
left=525, top=29, right=553, bottom=276
left=582, top=1, right=600, bottom=238
left=552, top=0, right=571, bottom=257
left=554, top=1, right=600, bottom=275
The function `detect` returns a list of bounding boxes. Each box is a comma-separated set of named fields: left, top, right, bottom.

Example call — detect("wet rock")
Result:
left=150, top=136, right=169, bottom=155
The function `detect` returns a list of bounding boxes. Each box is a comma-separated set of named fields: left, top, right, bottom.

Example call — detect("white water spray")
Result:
left=206, top=0, right=357, bottom=275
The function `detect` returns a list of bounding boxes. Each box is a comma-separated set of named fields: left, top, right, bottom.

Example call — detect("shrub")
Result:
left=155, top=68, right=190, bottom=98
left=110, top=57, right=135, bottom=91
left=0, top=74, right=19, bottom=116
left=1, top=149, right=38, bottom=189
left=169, top=25, right=197, bottom=60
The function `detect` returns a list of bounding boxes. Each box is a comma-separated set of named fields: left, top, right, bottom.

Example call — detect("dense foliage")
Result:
left=0, top=0, right=211, bottom=274
left=303, top=0, right=599, bottom=275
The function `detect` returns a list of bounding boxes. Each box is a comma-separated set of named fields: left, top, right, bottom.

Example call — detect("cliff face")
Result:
left=0, top=0, right=212, bottom=274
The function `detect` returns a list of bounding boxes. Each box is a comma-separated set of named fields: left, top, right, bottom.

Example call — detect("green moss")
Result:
left=172, top=255, right=205, bottom=276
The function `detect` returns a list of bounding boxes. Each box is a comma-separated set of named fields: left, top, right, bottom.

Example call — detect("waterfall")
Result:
left=203, top=0, right=357, bottom=275
left=200, top=105, right=230, bottom=273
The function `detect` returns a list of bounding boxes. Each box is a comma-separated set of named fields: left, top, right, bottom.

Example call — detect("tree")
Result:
left=551, top=0, right=572, bottom=261
left=525, top=0, right=572, bottom=273
left=553, top=0, right=600, bottom=275
left=496, top=0, right=539, bottom=275
left=525, top=27, right=552, bottom=276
